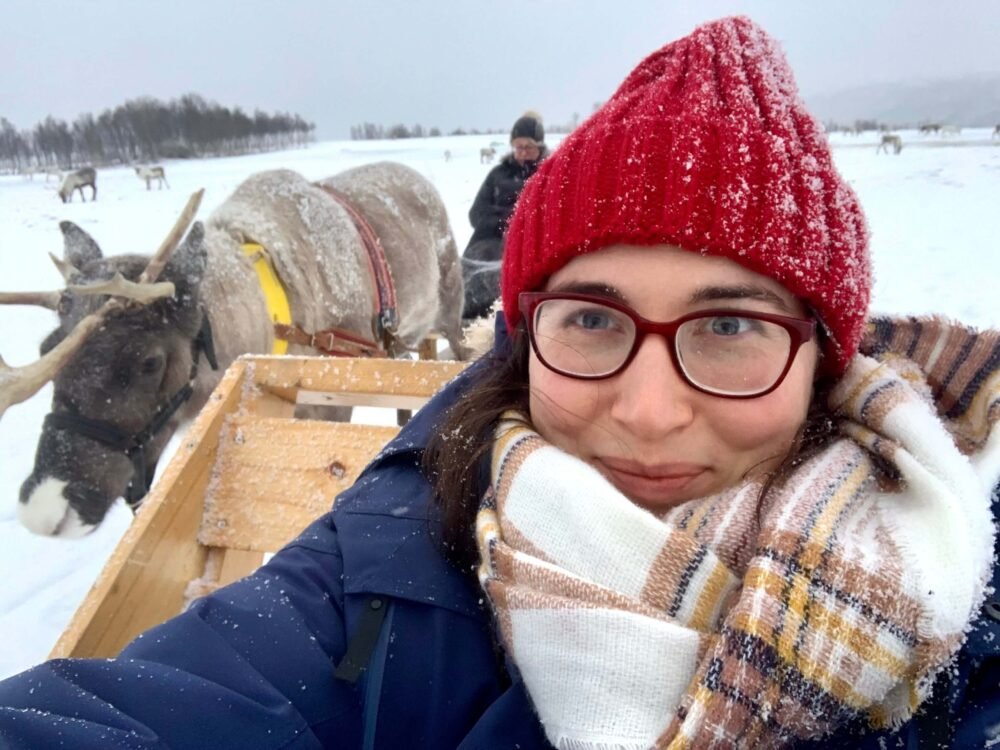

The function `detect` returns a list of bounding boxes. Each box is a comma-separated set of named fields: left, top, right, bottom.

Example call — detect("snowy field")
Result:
left=1, top=128, right=999, bottom=680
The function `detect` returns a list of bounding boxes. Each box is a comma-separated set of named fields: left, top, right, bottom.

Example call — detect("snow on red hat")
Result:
left=501, top=16, right=871, bottom=374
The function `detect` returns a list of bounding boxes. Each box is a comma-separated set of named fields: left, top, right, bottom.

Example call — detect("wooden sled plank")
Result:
left=198, top=418, right=400, bottom=552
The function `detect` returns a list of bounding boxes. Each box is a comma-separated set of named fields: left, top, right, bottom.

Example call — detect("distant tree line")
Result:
left=822, top=119, right=911, bottom=134
left=349, top=119, right=581, bottom=141
left=0, top=94, right=315, bottom=173
left=350, top=123, right=485, bottom=140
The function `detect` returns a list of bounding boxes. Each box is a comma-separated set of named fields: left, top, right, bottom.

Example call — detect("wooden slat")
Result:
left=243, top=355, right=465, bottom=398
left=198, top=417, right=399, bottom=551
left=295, top=389, right=436, bottom=411
left=50, top=362, right=249, bottom=659
left=216, top=547, right=267, bottom=587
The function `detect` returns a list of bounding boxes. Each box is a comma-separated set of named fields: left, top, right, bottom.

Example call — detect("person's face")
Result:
left=527, top=244, right=820, bottom=515
left=511, top=137, right=541, bottom=165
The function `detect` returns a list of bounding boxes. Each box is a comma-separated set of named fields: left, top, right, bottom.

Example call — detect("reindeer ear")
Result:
left=170, top=221, right=207, bottom=286
left=59, top=221, right=102, bottom=271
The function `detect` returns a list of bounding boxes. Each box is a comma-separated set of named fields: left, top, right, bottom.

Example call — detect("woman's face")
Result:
left=527, top=244, right=820, bottom=514
left=511, top=137, right=541, bottom=165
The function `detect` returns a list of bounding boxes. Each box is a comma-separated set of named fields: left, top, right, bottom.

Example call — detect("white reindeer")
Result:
left=58, top=167, right=97, bottom=203
left=135, top=165, right=169, bottom=190
left=940, top=124, right=962, bottom=137
left=479, top=146, right=496, bottom=164
left=876, top=134, right=903, bottom=155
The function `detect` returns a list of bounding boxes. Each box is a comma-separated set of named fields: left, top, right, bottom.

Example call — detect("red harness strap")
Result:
left=314, top=183, right=398, bottom=348
left=273, top=322, right=387, bottom=358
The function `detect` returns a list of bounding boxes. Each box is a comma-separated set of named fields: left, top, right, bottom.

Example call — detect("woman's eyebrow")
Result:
left=688, top=285, right=794, bottom=312
left=547, top=281, right=625, bottom=301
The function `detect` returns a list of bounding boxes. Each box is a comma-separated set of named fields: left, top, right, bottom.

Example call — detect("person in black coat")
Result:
left=462, top=112, right=549, bottom=320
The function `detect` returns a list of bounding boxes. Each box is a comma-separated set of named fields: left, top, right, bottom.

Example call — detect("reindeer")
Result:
left=918, top=123, right=941, bottom=135
left=58, top=167, right=97, bottom=203
left=2, top=162, right=469, bottom=537
left=876, top=134, right=903, bottom=155
left=444, top=150, right=452, bottom=162
left=479, top=146, right=496, bottom=164
left=135, top=165, right=169, bottom=190
left=993, top=124, right=1000, bottom=140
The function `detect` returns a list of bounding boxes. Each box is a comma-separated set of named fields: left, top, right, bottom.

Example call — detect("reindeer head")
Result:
left=1, top=192, right=206, bottom=537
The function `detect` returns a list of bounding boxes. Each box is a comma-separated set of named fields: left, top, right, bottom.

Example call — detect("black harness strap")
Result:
left=334, top=596, right=390, bottom=683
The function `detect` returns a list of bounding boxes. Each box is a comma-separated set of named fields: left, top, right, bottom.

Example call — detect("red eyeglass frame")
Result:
left=518, top=291, right=817, bottom=398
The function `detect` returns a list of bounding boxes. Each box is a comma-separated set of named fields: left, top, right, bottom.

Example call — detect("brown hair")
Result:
left=423, top=329, right=838, bottom=573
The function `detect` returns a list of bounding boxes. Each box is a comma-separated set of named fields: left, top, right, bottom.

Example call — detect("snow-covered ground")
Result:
left=1, top=128, right=998, bottom=680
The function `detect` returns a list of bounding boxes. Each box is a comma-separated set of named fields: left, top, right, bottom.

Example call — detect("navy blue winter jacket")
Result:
left=1, top=324, right=998, bottom=749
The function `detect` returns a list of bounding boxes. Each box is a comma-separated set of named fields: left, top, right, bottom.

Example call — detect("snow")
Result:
left=1, top=128, right=999, bottom=679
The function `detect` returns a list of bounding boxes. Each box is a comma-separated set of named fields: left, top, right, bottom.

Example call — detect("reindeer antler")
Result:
left=0, top=189, right=205, bottom=422
left=0, top=291, right=61, bottom=310
left=70, top=273, right=175, bottom=305
left=0, top=313, right=107, bottom=418
left=140, top=189, right=204, bottom=284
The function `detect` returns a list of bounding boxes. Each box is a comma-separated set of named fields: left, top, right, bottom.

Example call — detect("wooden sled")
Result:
left=50, top=353, right=467, bottom=660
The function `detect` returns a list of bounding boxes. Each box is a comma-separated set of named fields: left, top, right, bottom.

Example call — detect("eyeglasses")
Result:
left=519, top=292, right=816, bottom=398
left=512, top=143, right=540, bottom=154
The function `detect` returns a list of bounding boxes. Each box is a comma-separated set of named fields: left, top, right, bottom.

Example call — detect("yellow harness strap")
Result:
left=241, top=242, right=291, bottom=355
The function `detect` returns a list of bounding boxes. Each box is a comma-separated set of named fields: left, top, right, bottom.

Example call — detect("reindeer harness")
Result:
left=243, top=184, right=399, bottom=359
left=241, top=243, right=292, bottom=354
left=43, top=314, right=218, bottom=508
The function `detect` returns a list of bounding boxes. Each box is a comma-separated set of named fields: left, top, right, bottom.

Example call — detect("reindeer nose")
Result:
left=18, top=475, right=98, bottom=538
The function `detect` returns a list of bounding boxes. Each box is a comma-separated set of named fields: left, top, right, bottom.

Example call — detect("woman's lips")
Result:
left=596, top=457, right=708, bottom=502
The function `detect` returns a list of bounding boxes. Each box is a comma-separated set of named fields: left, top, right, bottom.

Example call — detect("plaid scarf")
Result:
left=476, top=316, right=999, bottom=749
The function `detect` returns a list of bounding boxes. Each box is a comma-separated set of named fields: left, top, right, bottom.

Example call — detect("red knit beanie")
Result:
left=501, top=16, right=871, bottom=374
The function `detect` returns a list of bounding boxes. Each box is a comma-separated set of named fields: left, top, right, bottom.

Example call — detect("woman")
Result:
left=461, top=112, right=548, bottom=320
left=1, top=16, right=998, bottom=750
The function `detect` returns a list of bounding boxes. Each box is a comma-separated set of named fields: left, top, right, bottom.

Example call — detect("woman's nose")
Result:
left=608, top=334, right=695, bottom=438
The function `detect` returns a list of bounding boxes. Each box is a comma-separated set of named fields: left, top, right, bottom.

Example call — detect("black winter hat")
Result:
left=510, top=113, right=544, bottom=143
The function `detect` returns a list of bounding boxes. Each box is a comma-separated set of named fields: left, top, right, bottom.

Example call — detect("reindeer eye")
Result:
left=57, top=294, right=72, bottom=316
left=140, top=355, right=163, bottom=375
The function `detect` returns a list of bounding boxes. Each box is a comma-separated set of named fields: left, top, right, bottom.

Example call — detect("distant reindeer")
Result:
left=876, top=134, right=903, bottom=155
left=918, top=123, right=941, bottom=135
left=940, top=124, right=962, bottom=137
left=135, top=165, right=169, bottom=190
left=479, top=146, right=496, bottom=164
left=444, top=150, right=452, bottom=162
left=58, top=167, right=97, bottom=203
left=993, top=124, right=1000, bottom=140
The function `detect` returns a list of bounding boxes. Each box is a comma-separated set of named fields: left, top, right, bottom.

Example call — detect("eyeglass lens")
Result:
left=531, top=297, right=796, bottom=396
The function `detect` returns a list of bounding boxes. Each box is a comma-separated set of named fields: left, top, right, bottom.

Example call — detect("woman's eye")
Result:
left=572, top=310, right=614, bottom=330
left=709, top=316, right=752, bottom=336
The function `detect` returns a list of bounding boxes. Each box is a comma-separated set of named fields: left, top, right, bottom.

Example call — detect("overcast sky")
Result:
left=5, top=0, right=999, bottom=139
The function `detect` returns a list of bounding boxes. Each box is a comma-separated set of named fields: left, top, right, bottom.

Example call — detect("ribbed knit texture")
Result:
left=501, top=16, right=871, bottom=373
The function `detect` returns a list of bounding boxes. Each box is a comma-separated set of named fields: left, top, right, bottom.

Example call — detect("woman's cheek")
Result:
left=528, top=357, right=600, bottom=447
